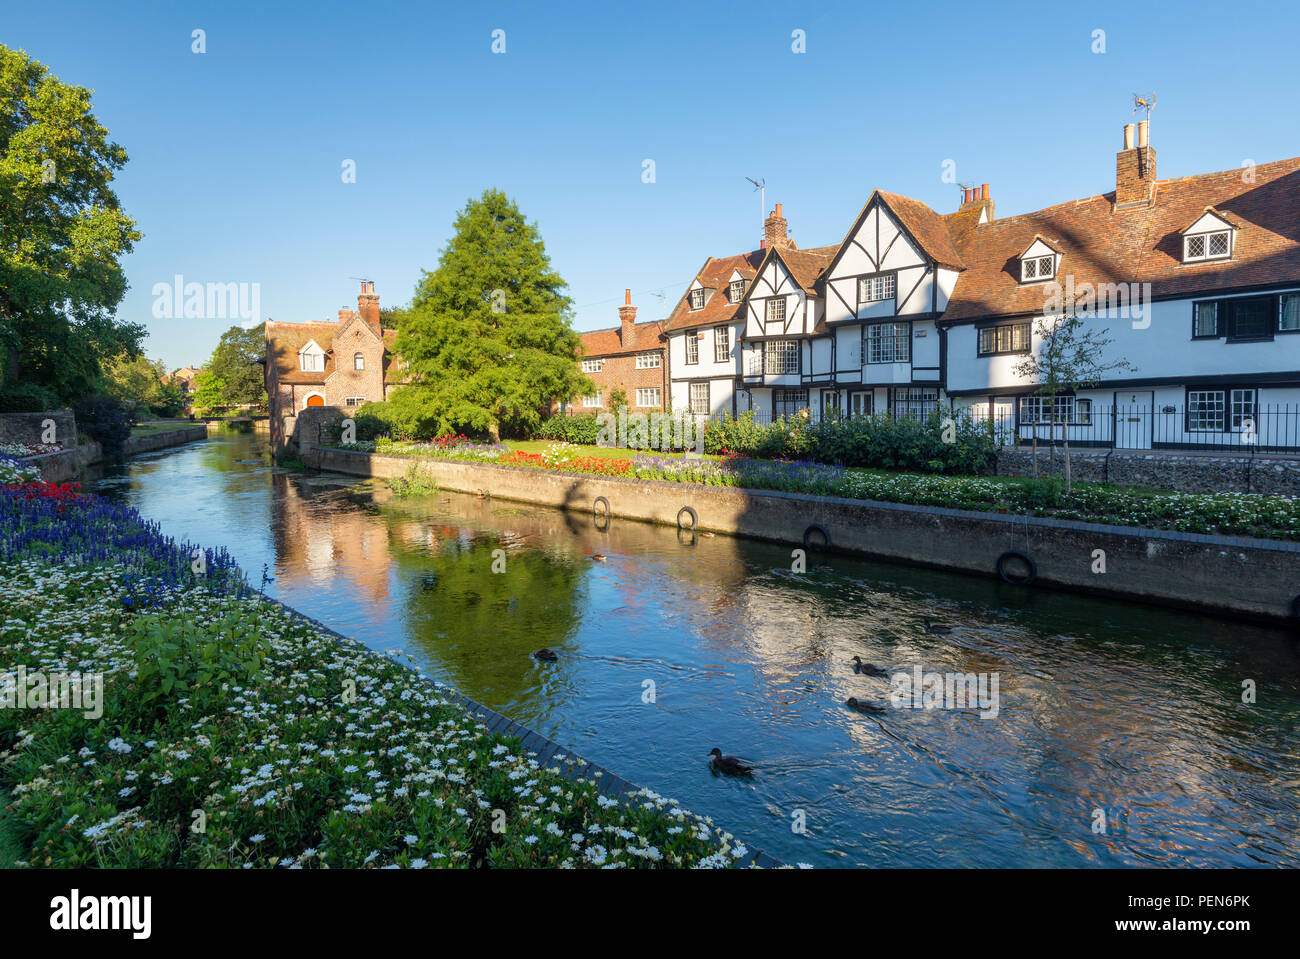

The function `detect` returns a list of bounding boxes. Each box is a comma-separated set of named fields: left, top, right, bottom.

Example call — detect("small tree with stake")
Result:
left=1013, top=310, right=1134, bottom=491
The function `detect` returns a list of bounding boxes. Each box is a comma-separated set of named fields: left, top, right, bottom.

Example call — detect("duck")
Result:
left=846, top=697, right=887, bottom=714
left=922, top=618, right=953, bottom=635
left=851, top=656, right=889, bottom=677
left=589, top=554, right=606, bottom=562
left=708, top=747, right=753, bottom=776
left=532, top=648, right=558, bottom=662
left=420, top=574, right=437, bottom=591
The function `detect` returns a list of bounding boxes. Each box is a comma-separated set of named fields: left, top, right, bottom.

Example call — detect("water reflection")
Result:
left=93, top=432, right=1300, bottom=868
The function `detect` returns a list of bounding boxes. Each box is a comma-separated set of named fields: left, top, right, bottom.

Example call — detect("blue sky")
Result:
left=6, top=0, right=1299, bottom=368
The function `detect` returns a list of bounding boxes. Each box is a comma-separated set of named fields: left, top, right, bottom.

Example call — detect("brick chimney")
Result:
left=1115, top=120, right=1157, bottom=209
left=618, top=289, right=637, bottom=344
left=357, top=280, right=381, bottom=332
left=958, top=183, right=996, bottom=221
left=764, top=203, right=796, bottom=250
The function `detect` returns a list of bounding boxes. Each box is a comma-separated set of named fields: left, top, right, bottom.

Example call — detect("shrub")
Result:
left=0, top=382, right=58, bottom=413
left=536, top=413, right=602, bottom=445
left=72, top=393, right=133, bottom=463
left=389, top=463, right=440, bottom=498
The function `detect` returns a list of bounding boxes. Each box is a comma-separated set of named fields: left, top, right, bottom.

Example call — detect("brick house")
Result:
left=264, top=281, right=402, bottom=447
left=570, top=290, right=667, bottom=413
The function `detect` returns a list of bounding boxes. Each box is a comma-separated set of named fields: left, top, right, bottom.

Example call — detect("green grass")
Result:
left=130, top=420, right=192, bottom=437
left=0, top=813, right=21, bottom=868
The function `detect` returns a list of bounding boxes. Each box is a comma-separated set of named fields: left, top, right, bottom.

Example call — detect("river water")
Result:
left=91, top=432, right=1300, bottom=867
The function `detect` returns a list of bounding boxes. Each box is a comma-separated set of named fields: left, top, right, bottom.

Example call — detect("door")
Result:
left=822, top=390, right=840, bottom=421
left=305, top=394, right=325, bottom=408
left=1114, top=391, right=1152, bottom=449
left=849, top=392, right=872, bottom=418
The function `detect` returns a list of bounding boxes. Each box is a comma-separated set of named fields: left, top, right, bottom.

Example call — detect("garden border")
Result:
left=255, top=593, right=784, bottom=868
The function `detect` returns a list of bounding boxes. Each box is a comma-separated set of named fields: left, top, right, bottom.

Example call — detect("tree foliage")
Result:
left=206, top=323, right=267, bottom=408
left=0, top=44, right=143, bottom=403
left=390, top=190, right=590, bottom=440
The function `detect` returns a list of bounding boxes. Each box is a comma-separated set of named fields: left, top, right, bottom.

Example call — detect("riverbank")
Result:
left=310, top=445, right=1300, bottom=623
left=24, top=424, right=210, bottom=483
left=0, top=483, right=773, bottom=869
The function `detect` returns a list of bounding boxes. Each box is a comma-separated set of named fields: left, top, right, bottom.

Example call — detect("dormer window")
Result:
left=1185, top=229, right=1232, bottom=263
left=1181, top=209, right=1236, bottom=264
left=689, top=288, right=705, bottom=310
left=1021, top=255, right=1055, bottom=282
left=729, top=279, right=746, bottom=303
left=299, top=341, right=325, bottom=373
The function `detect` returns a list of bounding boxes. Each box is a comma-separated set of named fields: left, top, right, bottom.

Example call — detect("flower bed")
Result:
left=328, top=441, right=1300, bottom=541
left=0, top=442, right=62, bottom=458
left=0, top=488, right=760, bottom=869
left=0, top=452, right=40, bottom=486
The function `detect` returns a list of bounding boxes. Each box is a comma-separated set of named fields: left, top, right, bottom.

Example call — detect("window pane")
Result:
left=1229, top=297, right=1272, bottom=338
left=1280, top=293, right=1300, bottom=331
left=1186, top=235, right=1206, bottom=259
left=1209, top=231, right=1229, bottom=256
left=1187, top=390, right=1225, bottom=431
left=1193, top=302, right=1219, bottom=337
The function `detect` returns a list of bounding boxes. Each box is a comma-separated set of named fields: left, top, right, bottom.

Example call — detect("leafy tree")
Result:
left=190, top=370, right=227, bottom=415
left=390, top=189, right=591, bottom=441
left=0, top=44, right=143, bottom=403
left=1013, top=310, right=1135, bottom=490
left=207, top=323, right=267, bottom=409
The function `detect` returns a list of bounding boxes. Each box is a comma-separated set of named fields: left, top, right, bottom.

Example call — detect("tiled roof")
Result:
left=775, top=244, right=839, bottom=292
left=266, top=318, right=396, bottom=384
left=875, top=191, right=967, bottom=270
left=662, top=250, right=766, bottom=333
left=580, top=320, right=664, bottom=357
left=941, top=157, right=1300, bottom=322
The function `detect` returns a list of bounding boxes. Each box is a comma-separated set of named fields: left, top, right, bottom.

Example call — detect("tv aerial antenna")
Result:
left=745, top=176, right=766, bottom=241
left=1131, top=93, right=1156, bottom=173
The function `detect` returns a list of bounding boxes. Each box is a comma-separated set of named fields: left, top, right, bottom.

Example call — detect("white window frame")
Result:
left=858, top=273, right=896, bottom=303
left=635, top=352, right=661, bottom=369
left=684, top=332, right=699, bottom=365
left=892, top=387, right=938, bottom=420
left=1281, top=293, right=1300, bottom=332
left=1187, top=389, right=1225, bottom=432
left=773, top=389, right=808, bottom=419
left=763, top=339, right=799, bottom=374
left=729, top=279, right=746, bottom=303
left=865, top=322, right=910, bottom=364
left=1020, top=254, right=1056, bottom=283
left=344, top=396, right=365, bottom=407
left=582, top=392, right=603, bottom=408
left=581, top=358, right=604, bottom=373
left=1184, top=229, right=1233, bottom=263
left=299, top=342, right=325, bottom=373
left=1229, top=388, right=1256, bottom=432
left=689, top=382, right=710, bottom=415
left=635, top=387, right=661, bottom=408
left=766, top=298, right=786, bottom=325
left=689, top=288, right=705, bottom=311
left=713, top=325, right=731, bottom=363
left=353, top=352, right=365, bottom=371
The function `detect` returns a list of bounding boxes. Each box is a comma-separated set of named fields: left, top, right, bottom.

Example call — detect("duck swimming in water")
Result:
left=532, top=648, right=558, bottom=661
left=708, top=747, right=753, bottom=776
left=923, top=618, right=953, bottom=635
left=851, top=656, right=889, bottom=677
left=846, top=697, right=887, bottom=714
left=589, top=554, right=606, bottom=562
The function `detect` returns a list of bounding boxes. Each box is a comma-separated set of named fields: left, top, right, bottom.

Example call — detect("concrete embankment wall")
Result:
left=307, top=446, right=1300, bottom=623
left=28, top=426, right=209, bottom=482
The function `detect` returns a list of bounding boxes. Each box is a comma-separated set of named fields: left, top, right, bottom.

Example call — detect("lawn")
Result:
left=130, top=419, right=195, bottom=437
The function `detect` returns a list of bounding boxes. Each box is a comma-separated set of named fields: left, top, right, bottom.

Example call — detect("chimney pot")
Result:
left=962, top=189, right=970, bottom=203
left=1123, top=123, right=1135, bottom=149
left=1137, top=120, right=1149, bottom=148
left=624, top=288, right=631, bottom=305
left=981, top=183, right=989, bottom=200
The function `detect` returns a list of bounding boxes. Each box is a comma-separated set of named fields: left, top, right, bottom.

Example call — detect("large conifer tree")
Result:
left=389, top=189, right=588, bottom=440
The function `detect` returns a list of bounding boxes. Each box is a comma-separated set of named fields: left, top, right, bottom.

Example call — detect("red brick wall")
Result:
left=573, top=350, right=666, bottom=411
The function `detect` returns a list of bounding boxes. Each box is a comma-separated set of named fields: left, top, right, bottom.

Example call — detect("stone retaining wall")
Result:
left=308, top=446, right=1300, bottom=624
left=27, top=426, right=208, bottom=482
left=0, top=410, right=76, bottom=448
left=995, top=446, right=1300, bottom=496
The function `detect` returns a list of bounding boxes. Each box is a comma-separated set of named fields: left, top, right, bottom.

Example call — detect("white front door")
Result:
left=1114, top=391, right=1153, bottom=449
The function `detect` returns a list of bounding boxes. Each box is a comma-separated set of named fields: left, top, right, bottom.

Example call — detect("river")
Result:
left=91, top=432, right=1300, bottom=867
